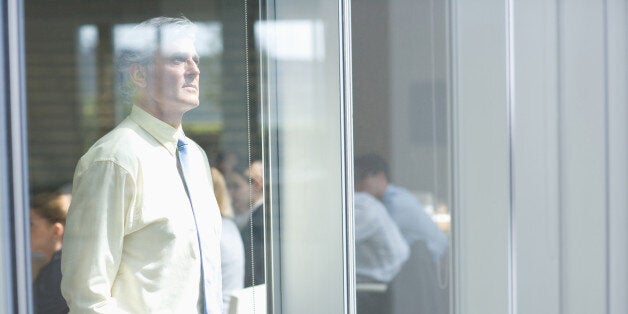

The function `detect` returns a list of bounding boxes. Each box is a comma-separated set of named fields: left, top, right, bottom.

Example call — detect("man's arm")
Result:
left=369, top=204, right=410, bottom=282
left=355, top=193, right=410, bottom=283
left=386, top=190, right=448, bottom=261
left=61, top=160, right=135, bottom=313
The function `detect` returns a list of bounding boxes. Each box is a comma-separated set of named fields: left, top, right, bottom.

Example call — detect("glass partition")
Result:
left=259, top=0, right=353, bottom=312
left=25, top=1, right=262, bottom=313
left=24, top=0, right=353, bottom=312
left=12, top=0, right=628, bottom=313
left=351, top=0, right=452, bottom=313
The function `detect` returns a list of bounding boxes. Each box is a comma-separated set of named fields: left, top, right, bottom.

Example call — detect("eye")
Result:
left=171, top=56, right=187, bottom=64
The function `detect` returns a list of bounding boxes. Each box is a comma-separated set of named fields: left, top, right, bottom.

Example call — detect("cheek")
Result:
left=160, top=74, right=179, bottom=87
left=31, top=225, right=52, bottom=241
left=148, top=69, right=178, bottom=90
left=30, top=227, right=44, bottom=248
left=159, top=68, right=182, bottom=85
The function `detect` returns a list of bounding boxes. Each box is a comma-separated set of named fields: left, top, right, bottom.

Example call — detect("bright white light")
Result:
left=113, top=22, right=223, bottom=57
left=78, top=25, right=98, bottom=52
left=255, top=20, right=325, bottom=61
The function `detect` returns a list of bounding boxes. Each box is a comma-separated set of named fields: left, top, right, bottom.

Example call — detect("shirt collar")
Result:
left=129, top=105, right=184, bottom=156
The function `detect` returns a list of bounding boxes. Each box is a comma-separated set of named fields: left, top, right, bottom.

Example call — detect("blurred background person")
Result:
left=355, top=154, right=448, bottom=264
left=354, top=192, right=409, bottom=282
left=31, top=184, right=72, bottom=277
left=226, top=170, right=250, bottom=228
left=55, top=183, right=73, bottom=211
left=215, top=151, right=240, bottom=179
left=354, top=191, right=409, bottom=314
left=216, top=151, right=251, bottom=227
left=239, top=160, right=264, bottom=287
left=30, top=191, right=70, bottom=314
left=356, top=154, right=450, bottom=314
left=210, top=167, right=245, bottom=314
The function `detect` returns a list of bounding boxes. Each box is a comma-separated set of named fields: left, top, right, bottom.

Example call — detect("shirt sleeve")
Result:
left=369, top=203, right=410, bottom=282
left=61, top=160, right=136, bottom=313
left=387, top=190, right=448, bottom=261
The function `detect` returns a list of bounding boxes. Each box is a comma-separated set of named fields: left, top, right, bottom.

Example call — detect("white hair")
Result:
left=118, top=16, right=197, bottom=69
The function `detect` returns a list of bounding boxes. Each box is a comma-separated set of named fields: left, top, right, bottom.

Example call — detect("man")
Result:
left=354, top=192, right=409, bottom=314
left=354, top=192, right=409, bottom=283
left=239, top=160, right=265, bottom=287
left=354, top=154, right=448, bottom=263
left=61, top=16, right=222, bottom=313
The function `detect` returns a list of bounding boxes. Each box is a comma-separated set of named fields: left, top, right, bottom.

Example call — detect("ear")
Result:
left=129, top=63, right=148, bottom=87
left=251, top=177, right=263, bottom=192
left=52, top=222, right=65, bottom=238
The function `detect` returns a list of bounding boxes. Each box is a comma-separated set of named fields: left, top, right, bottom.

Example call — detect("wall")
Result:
left=514, top=0, right=628, bottom=313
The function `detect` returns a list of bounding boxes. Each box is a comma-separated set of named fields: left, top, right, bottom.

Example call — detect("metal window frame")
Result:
left=1, top=0, right=32, bottom=313
left=258, top=0, right=355, bottom=312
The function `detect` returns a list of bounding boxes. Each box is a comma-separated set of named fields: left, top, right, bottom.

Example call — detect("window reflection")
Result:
left=76, top=25, right=99, bottom=150
left=352, top=0, right=452, bottom=313
left=255, top=20, right=325, bottom=61
left=26, top=1, right=261, bottom=313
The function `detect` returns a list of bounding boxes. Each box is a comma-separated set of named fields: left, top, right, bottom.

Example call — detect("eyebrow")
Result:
left=168, top=52, right=200, bottom=63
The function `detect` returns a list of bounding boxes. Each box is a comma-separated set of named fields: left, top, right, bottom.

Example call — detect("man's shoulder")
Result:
left=76, top=119, right=149, bottom=170
left=385, top=184, right=413, bottom=198
left=355, top=192, right=388, bottom=219
left=355, top=192, right=378, bottom=208
left=384, top=185, right=421, bottom=206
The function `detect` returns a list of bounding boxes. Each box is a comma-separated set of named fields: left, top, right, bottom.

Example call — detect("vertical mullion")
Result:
left=4, top=0, right=31, bottom=313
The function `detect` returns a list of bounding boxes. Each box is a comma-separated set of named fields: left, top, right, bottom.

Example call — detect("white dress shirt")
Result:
left=354, top=192, right=409, bottom=283
left=383, top=185, right=448, bottom=262
left=61, top=105, right=222, bottom=313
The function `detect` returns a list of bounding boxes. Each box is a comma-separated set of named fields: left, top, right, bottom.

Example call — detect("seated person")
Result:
left=354, top=192, right=409, bottom=314
left=227, top=171, right=252, bottom=229
left=30, top=191, right=69, bottom=314
left=354, top=192, right=409, bottom=283
left=239, top=161, right=265, bottom=287
left=355, top=154, right=448, bottom=263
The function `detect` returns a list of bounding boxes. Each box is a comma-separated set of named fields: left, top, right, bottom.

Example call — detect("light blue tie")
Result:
left=177, top=138, right=210, bottom=314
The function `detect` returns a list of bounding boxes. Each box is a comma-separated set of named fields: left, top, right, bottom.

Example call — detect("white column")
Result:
left=452, top=0, right=511, bottom=313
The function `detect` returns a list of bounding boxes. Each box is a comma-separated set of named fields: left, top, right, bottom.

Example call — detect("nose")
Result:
left=185, top=59, right=200, bottom=76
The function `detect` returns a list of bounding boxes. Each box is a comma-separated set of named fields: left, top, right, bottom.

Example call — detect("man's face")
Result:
left=227, top=173, right=250, bottom=215
left=145, top=37, right=200, bottom=118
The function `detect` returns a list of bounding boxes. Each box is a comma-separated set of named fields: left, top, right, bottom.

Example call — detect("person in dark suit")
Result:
left=239, top=160, right=265, bottom=287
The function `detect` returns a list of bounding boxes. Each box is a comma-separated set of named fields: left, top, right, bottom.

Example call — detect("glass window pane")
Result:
left=352, top=0, right=452, bottom=313
left=258, top=0, right=351, bottom=312
left=25, top=2, right=261, bottom=313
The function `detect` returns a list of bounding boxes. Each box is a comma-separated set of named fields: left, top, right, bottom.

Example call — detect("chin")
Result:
left=182, top=101, right=200, bottom=109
